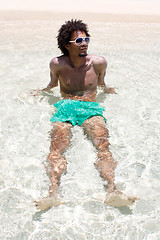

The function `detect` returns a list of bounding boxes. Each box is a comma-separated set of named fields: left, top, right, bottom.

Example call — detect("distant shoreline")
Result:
left=0, top=10, right=160, bottom=23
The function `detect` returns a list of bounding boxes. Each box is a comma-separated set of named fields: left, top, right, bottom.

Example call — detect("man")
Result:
left=34, top=19, right=138, bottom=211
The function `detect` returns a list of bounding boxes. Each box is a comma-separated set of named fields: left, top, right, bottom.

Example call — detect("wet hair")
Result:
left=57, top=19, right=90, bottom=55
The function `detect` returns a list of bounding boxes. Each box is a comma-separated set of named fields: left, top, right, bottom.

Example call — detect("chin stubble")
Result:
left=79, top=53, right=87, bottom=57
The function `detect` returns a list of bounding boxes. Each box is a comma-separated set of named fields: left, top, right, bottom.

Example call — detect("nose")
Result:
left=81, top=39, right=87, bottom=46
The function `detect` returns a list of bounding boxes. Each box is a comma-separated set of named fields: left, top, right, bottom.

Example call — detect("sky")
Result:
left=0, top=0, right=160, bottom=15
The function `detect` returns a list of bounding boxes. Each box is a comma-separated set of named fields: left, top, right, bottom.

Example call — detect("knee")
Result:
left=49, top=155, right=67, bottom=174
left=54, top=161, right=67, bottom=174
left=95, top=157, right=117, bottom=172
left=94, top=136, right=110, bottom=149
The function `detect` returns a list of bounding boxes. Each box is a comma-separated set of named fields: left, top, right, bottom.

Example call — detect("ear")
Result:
left=65, top=44, right=70, bottom=50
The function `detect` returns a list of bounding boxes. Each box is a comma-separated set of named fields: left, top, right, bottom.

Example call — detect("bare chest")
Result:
left=58, top=64, right=98, bottom=93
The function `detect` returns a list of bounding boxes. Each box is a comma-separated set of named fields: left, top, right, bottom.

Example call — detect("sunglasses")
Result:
left=69, top=37, right=90, bottom=46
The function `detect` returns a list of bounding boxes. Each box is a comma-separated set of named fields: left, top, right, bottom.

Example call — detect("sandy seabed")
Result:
left=0, top=10, right=160, bottom=240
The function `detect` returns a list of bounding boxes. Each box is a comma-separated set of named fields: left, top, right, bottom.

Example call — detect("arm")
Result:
left=96, top=57, right=116, bottom=94
left=42, top=60, right=59, bottom=91
left=31, top=58, right=59, bottom=95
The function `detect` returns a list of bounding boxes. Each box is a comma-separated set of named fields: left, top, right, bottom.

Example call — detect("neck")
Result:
left=69, top=55, right=87, bottom=69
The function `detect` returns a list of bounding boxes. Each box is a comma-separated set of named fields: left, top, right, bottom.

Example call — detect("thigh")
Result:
left=51, top=121, right=72, bottom=136
left=82, top=116, right=110, bottom=150
left=50, top=122, right=72, bottom=152
left=82, top=116, right=109, bottom=138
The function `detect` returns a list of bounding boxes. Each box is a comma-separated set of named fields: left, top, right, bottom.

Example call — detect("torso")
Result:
left=51, top=54, right=105, bottom=102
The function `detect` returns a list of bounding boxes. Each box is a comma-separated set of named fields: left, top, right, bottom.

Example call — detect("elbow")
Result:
left=48, top=82, right=58, bottom=88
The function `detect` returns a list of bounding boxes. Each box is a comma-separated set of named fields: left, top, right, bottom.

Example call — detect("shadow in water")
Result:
left=116, top=206, right=133, bottom=215
left=96, top=92, right=107, bottom=103
left=39, top=91, right=60, bottom=105
left=32, top=208, right=51, bottom=221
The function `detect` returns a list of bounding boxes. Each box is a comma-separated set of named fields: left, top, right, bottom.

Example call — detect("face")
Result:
left=66, top=31, right=89, bottom=57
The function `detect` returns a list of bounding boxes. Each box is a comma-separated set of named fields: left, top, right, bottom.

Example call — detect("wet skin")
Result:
left=34, top=30, right=138, bottom=211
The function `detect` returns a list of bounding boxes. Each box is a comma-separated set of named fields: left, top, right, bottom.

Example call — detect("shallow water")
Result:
left=0, top=16, right=160, bottom=240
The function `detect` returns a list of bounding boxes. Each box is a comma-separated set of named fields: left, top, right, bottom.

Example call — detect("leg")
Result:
left=82, top=116, right=117, bottom=190
left=82, top=116, right=139, bottom=207
left=34, top=122, right=72, bottom=211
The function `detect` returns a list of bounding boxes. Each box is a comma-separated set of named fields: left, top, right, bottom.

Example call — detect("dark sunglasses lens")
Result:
left=75, top=38, right=83, bottom=45
left=85, top=37, right=90, bottom=43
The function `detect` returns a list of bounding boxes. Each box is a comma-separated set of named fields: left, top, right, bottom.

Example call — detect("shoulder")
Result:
left=88, top=54, right=107, bottom=65
left=88, top=55, right=107, bottom=71
left=50, top=55, right=69, bottom=71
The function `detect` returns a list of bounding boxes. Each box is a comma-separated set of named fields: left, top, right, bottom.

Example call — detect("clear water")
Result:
left=0, top=16, right=160, bottom=240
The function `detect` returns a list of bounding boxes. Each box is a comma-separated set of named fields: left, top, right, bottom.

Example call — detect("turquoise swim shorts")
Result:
left=50, top=99, right=106, bottom=126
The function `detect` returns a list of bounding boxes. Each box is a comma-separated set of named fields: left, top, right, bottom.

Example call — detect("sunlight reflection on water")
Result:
left=0, top=19, right=160, bottom=239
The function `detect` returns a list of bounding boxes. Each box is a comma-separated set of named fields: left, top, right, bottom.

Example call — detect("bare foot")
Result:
left=105, top=190, right=139, bottom=207
left=34, top=195, right=65, bottom=211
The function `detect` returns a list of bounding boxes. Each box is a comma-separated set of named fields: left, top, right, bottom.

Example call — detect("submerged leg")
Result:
left=34, top=122, right=72, bottom=211
left=82, top=116, right=138, bottom=207
left=82, top=116, right=116, bottom=190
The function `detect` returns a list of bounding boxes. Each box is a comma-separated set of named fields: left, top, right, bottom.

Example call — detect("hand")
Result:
left=30, top=89, right=41, bottom=96
left=105, top=87, right=117, bottom=94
